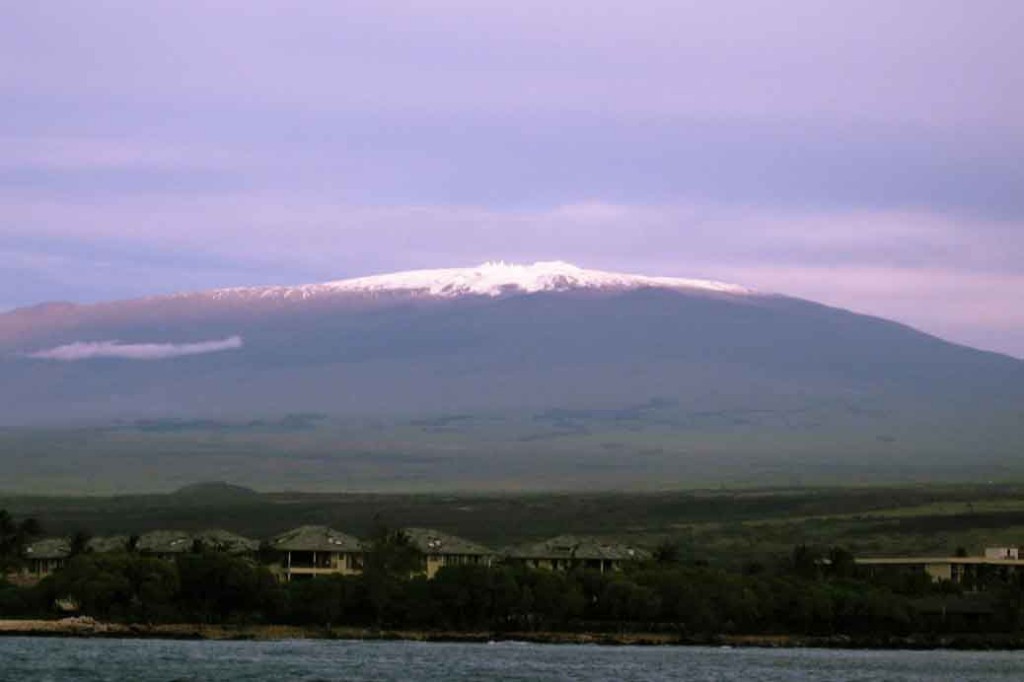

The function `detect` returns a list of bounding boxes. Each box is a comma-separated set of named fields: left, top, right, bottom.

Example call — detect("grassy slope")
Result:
left=2, top=404, right=1020, bottom=495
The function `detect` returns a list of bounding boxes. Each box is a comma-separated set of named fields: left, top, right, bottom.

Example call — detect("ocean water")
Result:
left=1, top=637, right=1022, bottom=681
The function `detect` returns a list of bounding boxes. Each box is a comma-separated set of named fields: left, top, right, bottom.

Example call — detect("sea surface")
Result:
left=1, top=637, right=1023, bottom=681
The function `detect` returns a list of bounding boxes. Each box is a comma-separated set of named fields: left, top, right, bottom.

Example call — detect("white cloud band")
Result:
left=27, top=336, right=243, bottom=361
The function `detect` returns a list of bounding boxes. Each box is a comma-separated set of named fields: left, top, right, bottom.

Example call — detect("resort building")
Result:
left=11, top=525, right=655, bottom=584
left=856, top=547, right=1024, bottom=588
left=190, top=529, right=259, bottom=556
left=18, top=535, right=128, bottom=583
left=22, top=537, right=71, bottom=581
left=267, top=525, right=363, bottom=581
left=136, top=529, right=257, bottom=559
left=507, top=535, right=650, bottom=573
left=87, top=536, right=130, bottom=554
left=402, top=528, right=494, bottom=578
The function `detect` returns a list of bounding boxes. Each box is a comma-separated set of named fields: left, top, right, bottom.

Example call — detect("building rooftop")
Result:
left=508, top=535, right=650, bottom=562
left=402, top=528, right=493, bottom=556
left=135, top=530, right=194, bottom=555
left=134, top=529, right=257, bottom=555
left=191, top=529, right=259, bottom=554
left=856, top=556, right=1024, bottom=567
left=268, top=525, right=362, bottom=553
left=24, top=537, right=71, bottom=560
left=87, top=535, right=130, bottom=554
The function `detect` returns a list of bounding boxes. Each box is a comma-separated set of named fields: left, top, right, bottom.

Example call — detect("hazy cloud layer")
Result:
left=27, top=336, right=243, bottom=361
left=2, top=2, right=1022, bottom=356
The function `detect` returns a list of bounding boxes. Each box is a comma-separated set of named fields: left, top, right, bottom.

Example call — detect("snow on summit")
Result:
left=203, top=262, right=753, bottom=301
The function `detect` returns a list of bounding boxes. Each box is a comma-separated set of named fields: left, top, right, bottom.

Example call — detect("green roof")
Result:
left=136, top=530, right=193, bottom=554
left=136, top=529, right=257, bottom=555
left=87, top=535, right=130, bottom=554
left=192, top=529, right=258, bottom=554
left=26, top=532, right=257, bottom=559
left=508, top=535, right=650, bottom=562
left=24, top=537, right=70, bottom=560
left=269, top=525, right=362, bottom=552
left=403, top=528, right=493, bottom=556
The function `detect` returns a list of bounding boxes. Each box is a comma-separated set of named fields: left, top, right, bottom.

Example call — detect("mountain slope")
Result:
left=1, top=262, right=1021, bottom=493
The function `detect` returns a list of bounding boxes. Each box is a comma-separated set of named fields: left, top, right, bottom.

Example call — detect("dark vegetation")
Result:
left=3, top=406, right=1022, bottom=494
left=4, top=484, right=1024, bottom=638
left=0, top=510, right=41, bottom=575
left=3, top=522, right=1024, bottom=637
left=4, top=484, right=1024, bottom=566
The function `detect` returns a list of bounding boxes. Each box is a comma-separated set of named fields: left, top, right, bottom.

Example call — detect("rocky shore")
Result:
left=3, top=618, right=1024, bottom=649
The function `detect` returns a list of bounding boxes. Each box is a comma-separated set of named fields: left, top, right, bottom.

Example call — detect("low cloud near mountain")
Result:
left=27, top=336, right=243, bottom=361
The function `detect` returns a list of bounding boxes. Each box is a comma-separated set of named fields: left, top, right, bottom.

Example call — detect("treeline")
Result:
left=4, top=543, right=1024, bottom=636
left=4, top=512, right=1024, bottom=635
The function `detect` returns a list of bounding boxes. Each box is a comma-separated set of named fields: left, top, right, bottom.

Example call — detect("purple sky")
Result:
left=2, top=1, right=1022, bottom=357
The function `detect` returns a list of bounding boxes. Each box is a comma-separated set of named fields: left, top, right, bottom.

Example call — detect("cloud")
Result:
left=3, top=2, right=1022, bottom=129
left=4, top=192, right=1020, bottom=274
left=0, top=136, right=243, bottom=172
left=27, top=336, right=243, bottom=361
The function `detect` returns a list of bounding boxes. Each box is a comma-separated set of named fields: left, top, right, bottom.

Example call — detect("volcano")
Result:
left=2, top=261, right=1021, bottom=493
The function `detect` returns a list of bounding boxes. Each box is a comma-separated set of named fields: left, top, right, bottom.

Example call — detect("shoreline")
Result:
left=2, top=618, right=1024, bottom=650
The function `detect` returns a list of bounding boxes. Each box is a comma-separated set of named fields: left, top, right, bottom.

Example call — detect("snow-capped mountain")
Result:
left=1, top=261, right=1022, bottom=493
left=191, top=261, right=753, bottom=301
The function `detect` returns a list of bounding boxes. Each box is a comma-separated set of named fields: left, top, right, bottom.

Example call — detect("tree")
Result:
left=69, top=530, right=93, bottom=558
left=790, top=544, right=823, bottom=580
left=361, top=524, right=424, bottom=626
left=0, top=510, right=42, bottom=574
left=826, top=546, right=856, bottom=579
left=177, top=551, right=277, bottom=623
left=50, top=555, right=135, bottom=618
left=652, top=541, right=682, bottom=565
left=284, top=574, right=361, bottom=625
